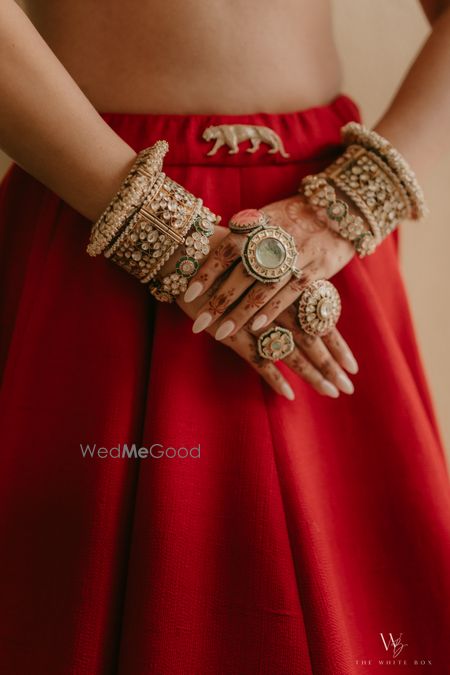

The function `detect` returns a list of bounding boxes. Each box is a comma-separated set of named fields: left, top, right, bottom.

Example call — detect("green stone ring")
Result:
left=242, top=226, right=298, bottom=283
left=257, top=326, right=295, bottom=361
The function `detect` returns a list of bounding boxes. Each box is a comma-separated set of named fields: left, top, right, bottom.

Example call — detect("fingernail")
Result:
left=320, top=380, right=340, bottom=398
left=252, top=314, right=268, bottom=331
left=192, top=312, right=212, bottom=333
left=184, top=281, right=204, bottom=303
left=336, top=372, right=354, bottom=395
left=215, top=320, right=235, bottom=340
left=342, top=351, right=359, bottom=374
left=280, top=382, right=295, bottom=401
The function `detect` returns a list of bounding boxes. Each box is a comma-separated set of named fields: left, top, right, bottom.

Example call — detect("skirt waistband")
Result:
left=100, top=94, right=361, bottom=167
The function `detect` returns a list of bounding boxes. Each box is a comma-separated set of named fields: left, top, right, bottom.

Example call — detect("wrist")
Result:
left=158, top=224, right=228, bottom=277
left=85, top=147, right=138, bottom=222
left=299, top=122, right=427, bottom=259
left=86, top=140, right=221, bottom=302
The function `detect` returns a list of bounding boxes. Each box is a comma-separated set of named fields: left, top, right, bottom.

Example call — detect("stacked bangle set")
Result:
left=87, top=141, right=220, bottom=302
left=87, top=123, right=426, bottom=335
left=300, top=123, right=427, bottom=258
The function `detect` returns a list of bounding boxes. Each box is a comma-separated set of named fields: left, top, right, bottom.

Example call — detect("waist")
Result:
left=24, top=0, right=341, bottom=114
left=99, top=94, right=361, bottom=168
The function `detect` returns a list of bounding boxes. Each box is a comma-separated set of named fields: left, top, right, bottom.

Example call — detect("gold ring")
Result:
left=228, top=208, right=270, bottom=234
left=297, top=280, right=341, bottom=336
left=257, top=326, right=295, bottom=361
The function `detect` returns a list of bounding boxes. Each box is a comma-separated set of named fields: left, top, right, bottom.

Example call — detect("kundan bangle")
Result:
left=104, top=174, right=206, bottom=283
left=299, top=123, right=427, bottom=259
left=301, top=173, right=377, bottom=257
left=149, top=205, right=217, bottom=302
left=86, top=139, right=221, bottom=298
left=324, top=145, right=411, bottom=241
left=341, top=122, right=427, bottom=219
left=87, top=141, right=169, bottom=257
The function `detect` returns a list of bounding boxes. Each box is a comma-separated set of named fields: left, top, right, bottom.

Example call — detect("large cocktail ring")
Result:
left=228, top=208, right=270, bottom=234
left=242, top=226, right=298, bottom=283
left=297, top=280, right=341, bottom=336
left=257, top=326, right=295, bottom=361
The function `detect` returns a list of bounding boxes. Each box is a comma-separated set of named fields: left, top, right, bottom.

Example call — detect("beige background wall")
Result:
left=333, top=0, right=450, bottom=455
left=1, top=0, right=449, bottom=451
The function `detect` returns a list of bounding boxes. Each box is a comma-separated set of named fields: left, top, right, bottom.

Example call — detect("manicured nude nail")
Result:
left=252, top=314, right=268, bottom=331
left=320, top=380, right=340, bottom=398
left=192, top=312, right=212, bottom=334
left=184, top=281, right=204, bottom=303
left=342, top=351, right=359, bottom=374
left=215, top=320, right=235, bottom=340
left=280, top=382, right=295, bottom=401
left=336, top=372, right=354, bottom=395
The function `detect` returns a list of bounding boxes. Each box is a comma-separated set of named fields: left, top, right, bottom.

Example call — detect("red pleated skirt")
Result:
left=0, top=95, right=449, bottom=674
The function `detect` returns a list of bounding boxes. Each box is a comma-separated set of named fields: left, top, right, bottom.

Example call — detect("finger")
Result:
left=249, top=319, right=340, bottom=399
left=281, top=308, right=355, bottom=395
left=322, top=328, right=359, bottom=374
left=184, top=233, right=244, bottom=303
left=218, top=328, right=296, bottom=401
left=248, top=264, right=315, bottom=332
left=214, top=276, right=289, bottom=340
left=283, top=345, right=340, bottom=399
left=192, top=264, right=254, bottom=334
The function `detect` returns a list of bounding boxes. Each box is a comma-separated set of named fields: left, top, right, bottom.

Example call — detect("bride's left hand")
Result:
left=184, top=194, right=355, bottom=337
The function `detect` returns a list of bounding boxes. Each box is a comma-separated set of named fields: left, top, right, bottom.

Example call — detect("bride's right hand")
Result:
left=178, top=287, right=352, bottom=400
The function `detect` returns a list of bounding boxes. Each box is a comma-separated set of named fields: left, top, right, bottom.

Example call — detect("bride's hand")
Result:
left=178, top=199, right=359, bottom=396
left=177, top=283, right=353, bottom=400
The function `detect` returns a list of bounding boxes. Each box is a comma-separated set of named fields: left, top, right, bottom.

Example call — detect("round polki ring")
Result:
left=228, top=208, right=270, bottom=234
left=257, top=326, right=295, bottom=361
left=297, top=279, right=341, bottom=336
left=242, top=226, right=298, bottom=283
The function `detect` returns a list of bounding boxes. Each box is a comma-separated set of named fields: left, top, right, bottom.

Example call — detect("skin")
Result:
left=1, top=0, right=450, bottom=399
left=176, top=220, right=357, bottom=401
left=182, top=197, right=358, bottom=398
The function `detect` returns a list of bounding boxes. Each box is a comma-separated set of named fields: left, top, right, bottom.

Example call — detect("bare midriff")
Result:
left=23, top=0, right=342, bottom=114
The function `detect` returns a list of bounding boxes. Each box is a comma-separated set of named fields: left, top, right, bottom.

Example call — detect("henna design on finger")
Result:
left=290, top=276, right=309, bottom=292
left=290, top=355, right=307, bottom=375
left=318, top=358, right=333, bottom=379
left=208, top=288, right=236, bottom=315
left=243, top=286, right=268, bottom=311
left=327, top=334, right=341, bottom=350
left=248, top=343, right=265, bottom=367
left=213, top=241, right=239, bottom=267
left=296, top=332, right=318, bottom=349
left=269, top=298, right=282, bottom=312
left=205, top=276, right=224, bottom=299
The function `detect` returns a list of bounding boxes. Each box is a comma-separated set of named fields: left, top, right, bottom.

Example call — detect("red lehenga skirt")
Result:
left=0, top=95, right=449, bottom=675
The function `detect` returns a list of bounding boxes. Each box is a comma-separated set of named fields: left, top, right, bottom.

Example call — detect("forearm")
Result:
left=0, top=0, right=137, bottom=221
left=374, top=4, right=450, bottom=183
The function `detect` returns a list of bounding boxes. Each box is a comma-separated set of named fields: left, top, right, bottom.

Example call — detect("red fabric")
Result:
left=0, top=95, right=449, bottom=674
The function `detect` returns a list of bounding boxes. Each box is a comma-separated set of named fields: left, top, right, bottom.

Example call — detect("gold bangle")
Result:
left=149, top=205, right=218, bottom=302
left=341, top=122, right=427, bottom=219
left=300, top=173, right=377, bottom=258
left=86, top=141, right=169, bottom=257
left=325, top=145, right=411, bottom=241
left=105, top=173, right=204, bottom=283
